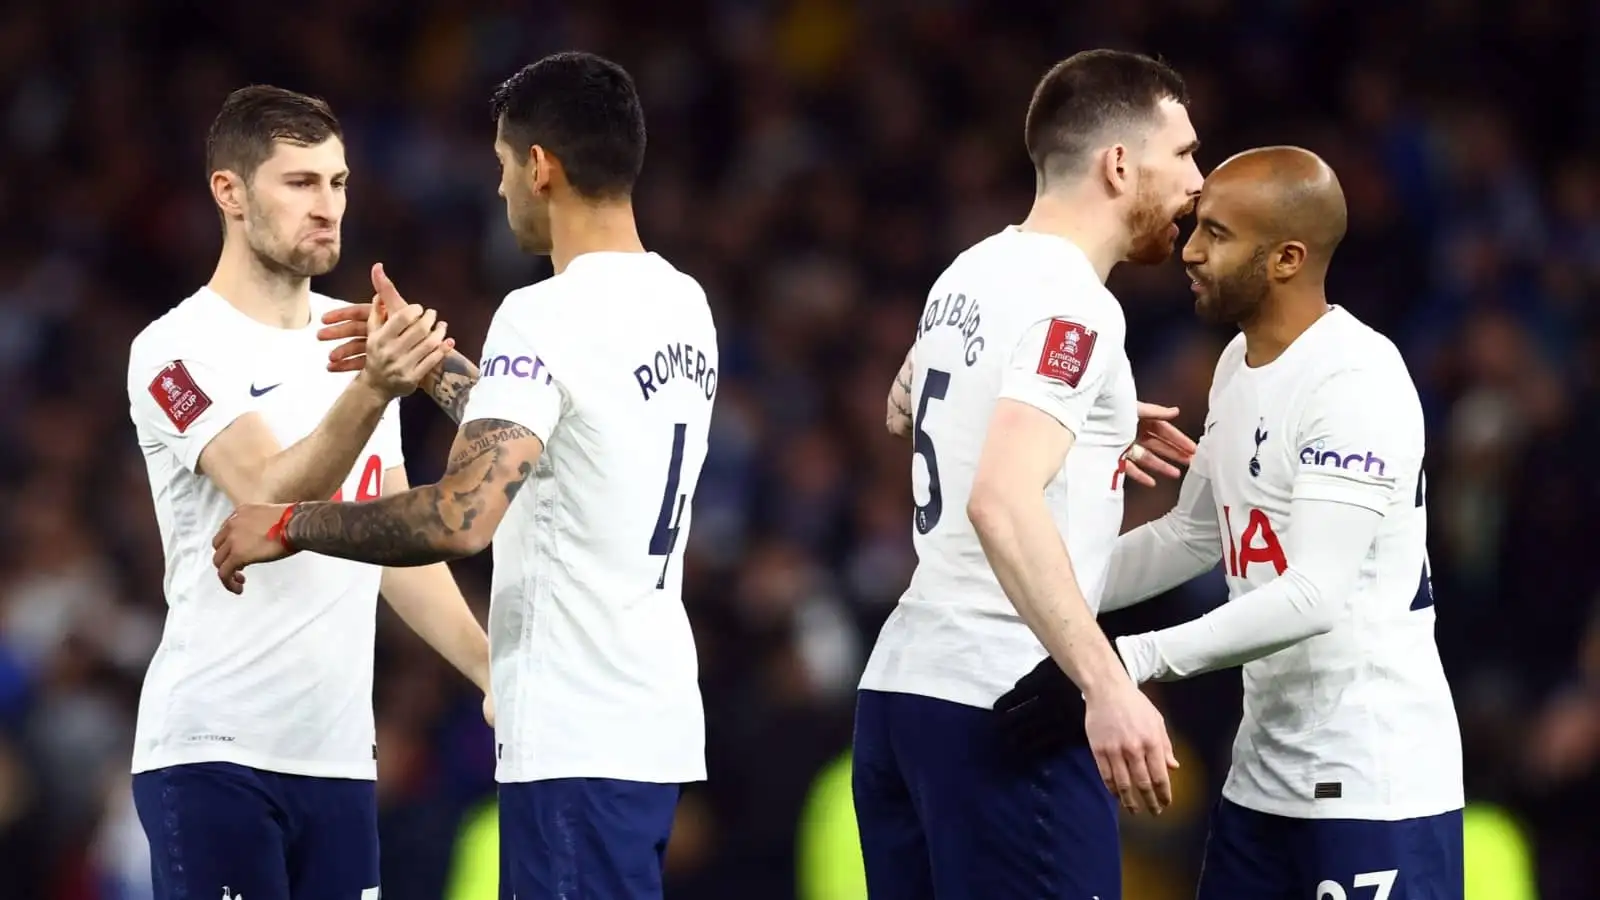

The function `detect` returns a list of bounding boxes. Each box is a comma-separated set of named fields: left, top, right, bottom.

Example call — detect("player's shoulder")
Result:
left=1307, top=307, right=1414, bottom=384
left=128, top=288, right=228, bottom=370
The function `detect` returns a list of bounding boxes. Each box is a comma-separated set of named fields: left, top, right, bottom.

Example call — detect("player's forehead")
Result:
left=1150, top=98, right=1198, bottom=149
left=256, top=137, right=347, bottom=177
left=1195, top=176, right=1263, bottom=232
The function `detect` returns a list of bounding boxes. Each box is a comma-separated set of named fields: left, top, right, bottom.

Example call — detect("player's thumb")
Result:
left=371, top=262, right=408, bottom=310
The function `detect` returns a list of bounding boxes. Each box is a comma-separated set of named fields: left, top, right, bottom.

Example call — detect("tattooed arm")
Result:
left=886, top=346, right=914, bottom=438
left=418, top=350, right=480, bottom=424
left=281, top=419, right=541, bottom=567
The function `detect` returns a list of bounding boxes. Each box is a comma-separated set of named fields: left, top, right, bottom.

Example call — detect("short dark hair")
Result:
left=1025, top=50, right=1189, bottom=182
left=490, top=52, right=647, bottom=200
left=206, top=85, right=342, bottom=182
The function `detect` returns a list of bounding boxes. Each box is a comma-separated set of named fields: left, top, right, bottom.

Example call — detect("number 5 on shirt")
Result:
left=913, top=368, right=952, bottom=534
left=649, top=422, right=689, bottom=588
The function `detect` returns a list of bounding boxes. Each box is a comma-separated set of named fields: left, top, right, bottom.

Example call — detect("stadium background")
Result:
left=0, top=0, right=1596, bottom=897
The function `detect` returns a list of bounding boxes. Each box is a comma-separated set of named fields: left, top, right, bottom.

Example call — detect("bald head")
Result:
left=1204, top=146, right=1348, bottom=266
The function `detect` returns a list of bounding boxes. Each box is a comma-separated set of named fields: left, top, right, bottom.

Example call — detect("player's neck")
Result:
left=208, top=240, right=312, bottom=329
left=1240, top=290, right=1330, bottom=367
left=1018, top=191, right=1125, bottom=283
left=548, top=197, right=646, bottom=276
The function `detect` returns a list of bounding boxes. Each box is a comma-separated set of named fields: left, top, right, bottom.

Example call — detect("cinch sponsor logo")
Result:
left=481, top=354, right=553, bottom=384
left=1299, top=440, right=1386, bottom=476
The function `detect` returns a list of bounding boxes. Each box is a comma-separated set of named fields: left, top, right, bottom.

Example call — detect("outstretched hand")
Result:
left=1120, top=402, right=1197, bottom=487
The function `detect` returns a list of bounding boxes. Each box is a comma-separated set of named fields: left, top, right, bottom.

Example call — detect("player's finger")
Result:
left=1123, top=460, right=1157, bottom=488
left=373, top=304, right=425, bottom=344
left=1136, top=402, right=1180, bottom=421
left=1143, top=435, right=1192, bottom=465
left=317, top=316, right=369, bottom=343
left=329, top=338, right=367, bottom=363
left=1144, top=742, right=1174, bottom=811
left=1092, top=748, right=1115, bottom=791
left=328, top=355, right=366, bottom=374
left=1107, top=753, right=1136, bottom=811
left=1126, top=752, right=1162, bottom=814
left=398, top=320, right=448, bottom=370
left=1133, top=452, right=1182, bottom=481
left=1151, top=422, right=1197, bottom=456
left=412, top=341, right=452, bottom=380
left=320, top=304, right=368, bottom=327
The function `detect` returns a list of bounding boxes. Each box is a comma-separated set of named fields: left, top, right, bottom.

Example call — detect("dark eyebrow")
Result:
left=1198, top=215, right=1231, bottom=236
left=1178, top=139, right=1201, bottom=157
left=281, top=170, right=350, bottom=181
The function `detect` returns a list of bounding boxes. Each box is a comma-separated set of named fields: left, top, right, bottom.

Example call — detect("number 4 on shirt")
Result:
left=649, top=423, right=690, bottom=589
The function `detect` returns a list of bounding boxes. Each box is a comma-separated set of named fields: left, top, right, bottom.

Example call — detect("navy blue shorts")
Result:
left=131, top=762, right=379, bottom=900
left=498, top=778, right=680, bottom=900
left=852, top=689, right=1121, bottom=900
left=1197, top=797, right=1464, bottom=900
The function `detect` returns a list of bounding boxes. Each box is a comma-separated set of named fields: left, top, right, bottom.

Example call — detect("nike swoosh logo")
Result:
left=250, top=383, right=281, bottom=397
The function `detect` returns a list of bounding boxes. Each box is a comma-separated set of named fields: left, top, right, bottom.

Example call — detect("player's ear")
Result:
left=1273, top=241, right=1307, bottom=280
left=526, top=146, right=552, bottom=195
left=211, top=170, right=246, bottom=221
left=1100, top=144, right=1130, bottom=196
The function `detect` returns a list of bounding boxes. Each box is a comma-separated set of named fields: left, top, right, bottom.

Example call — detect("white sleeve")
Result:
left=1100, top=437, right=1224, bottom=613
left=996, top=313, right=1121, bottom=436
left=127, top=344, right=252, bottom=473
left=1291, top=366, right=1421, bottom=513
left=1119, top=496, right=1383, bottom=682
left=459, top=306, right=567, bottom=442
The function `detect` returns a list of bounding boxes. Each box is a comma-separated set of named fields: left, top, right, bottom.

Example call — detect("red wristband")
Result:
left=265, top=503, right=299, bottom=552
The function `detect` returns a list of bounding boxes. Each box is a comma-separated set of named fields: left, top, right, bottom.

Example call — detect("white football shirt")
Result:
left=1147, top=306, right=1461, bottom=820
left=461, top=251, right=715, bottom=784
left=859, top=228, right=1139, bottom=709
left=126, top=287, right=402, bottom=779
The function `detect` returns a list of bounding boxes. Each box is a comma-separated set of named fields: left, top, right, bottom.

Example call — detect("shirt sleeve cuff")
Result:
left=997, top=382, right=1088, bottom=437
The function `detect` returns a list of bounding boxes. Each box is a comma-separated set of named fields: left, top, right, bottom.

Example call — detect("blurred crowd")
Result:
left=1, top=0, right=1598, bottom=897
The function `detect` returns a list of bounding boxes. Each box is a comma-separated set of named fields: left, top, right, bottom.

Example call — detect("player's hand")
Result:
left=1121, top=402, right=1196, bottom=487
left=319, top=263, right=455, bottom=381
left=1083, top=680, right=1179, bottom=815
left=482, top=691, right=496, bottom=729
left=212, top=503, right=299, bottom=595
left=350, top=264, right=454, bottom=398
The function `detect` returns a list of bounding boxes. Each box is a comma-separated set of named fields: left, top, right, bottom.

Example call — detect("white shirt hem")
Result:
left=132, top=745, right=377, bottom=780
left=1221, top=783, right=1465, bottom=822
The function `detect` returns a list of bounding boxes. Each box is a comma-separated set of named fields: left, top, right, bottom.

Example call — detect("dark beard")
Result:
left=1196, top=246, right=1271, bottom=325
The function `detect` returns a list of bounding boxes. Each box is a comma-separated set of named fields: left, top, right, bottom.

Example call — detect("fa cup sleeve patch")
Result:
left=1035, top=319, right=1098, bottom=388
left=148, top=361, right=213, bottom=433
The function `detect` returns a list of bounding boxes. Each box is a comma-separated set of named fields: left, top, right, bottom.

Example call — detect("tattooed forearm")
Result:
left=886, top=349, right=914, bottom=437
left=286, top=487, right=459, bottom=567
left=283, top=418, right=538, bottom=566
left=420, top=350, right=480, bottom=424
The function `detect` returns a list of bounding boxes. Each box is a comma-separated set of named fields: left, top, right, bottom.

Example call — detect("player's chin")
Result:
left=1127, top=235, right=1178, bottom=266
left=297, top=247, right=341, bottom=277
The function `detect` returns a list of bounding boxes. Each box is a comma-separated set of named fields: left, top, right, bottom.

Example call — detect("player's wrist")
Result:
left=267, top=503, right=301, bottom=553
left=352, top=368, right=398, bottom=402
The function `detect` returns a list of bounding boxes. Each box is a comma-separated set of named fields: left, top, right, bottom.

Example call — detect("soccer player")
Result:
left=1099, top=146, right=1464, bottom=898
left=211, top=53, right=716, bottom=900
left=854, top=50, right=1204, bottom=899
left=126, top=86, right=492, bottom=900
